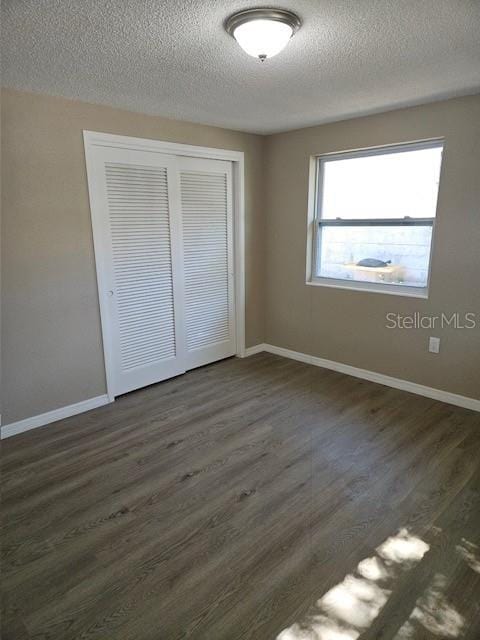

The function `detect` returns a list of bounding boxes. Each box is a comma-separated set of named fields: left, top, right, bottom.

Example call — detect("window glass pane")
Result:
left=317, top=224, right=433, bottom=288
left=321, top=146, right=443, bottom=220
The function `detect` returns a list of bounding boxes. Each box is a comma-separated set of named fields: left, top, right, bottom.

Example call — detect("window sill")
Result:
left=307, top=277, right=429, bottom=299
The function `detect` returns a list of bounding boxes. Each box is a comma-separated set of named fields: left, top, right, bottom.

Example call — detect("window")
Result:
left=310, top=140, right=444, bottom=297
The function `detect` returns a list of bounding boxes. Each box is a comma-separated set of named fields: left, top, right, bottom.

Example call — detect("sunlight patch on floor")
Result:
left=277, top=617, right=359, bottom=640
left=319, top=574, right=390, bottom=629
left=395, top=573, right=464, bottom=639
left=377, top=528, right=429, bottom=568
left=276, top=528, right=430, bottom=640
left=456, top=538, right=480, bottom=574
left=357, top=556, right=389, bottom=581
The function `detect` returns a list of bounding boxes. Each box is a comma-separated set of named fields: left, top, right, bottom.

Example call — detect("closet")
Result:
left=85, top=138, right=237, bottom=397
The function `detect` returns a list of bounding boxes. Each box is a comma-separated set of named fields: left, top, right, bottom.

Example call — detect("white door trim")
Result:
left=83, top=131, right=246, bottom=402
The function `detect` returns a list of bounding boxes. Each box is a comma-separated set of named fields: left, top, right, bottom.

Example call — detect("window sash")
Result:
left=313, top=214, right=436, bottom=289
left=318, top=218, right=434, bottom=228
left=313, top=220, right=435, bottom=284
left=315, top=139, right=443, bottom=224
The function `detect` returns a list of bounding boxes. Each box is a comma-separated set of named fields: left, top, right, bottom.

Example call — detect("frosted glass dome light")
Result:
left=233, top=20, right=293, bottom=60
left=226, top=9, right=301, bottom=61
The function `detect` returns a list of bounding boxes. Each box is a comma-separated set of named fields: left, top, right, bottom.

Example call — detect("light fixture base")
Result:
left=225, top=8, right=301, bottom=38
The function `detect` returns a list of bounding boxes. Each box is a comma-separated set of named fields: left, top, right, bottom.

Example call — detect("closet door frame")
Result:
left=84, top=130, right=246, bottom=402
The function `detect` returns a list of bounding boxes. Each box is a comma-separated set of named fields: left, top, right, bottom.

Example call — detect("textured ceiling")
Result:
left=2, top=0, right=480, bottom=134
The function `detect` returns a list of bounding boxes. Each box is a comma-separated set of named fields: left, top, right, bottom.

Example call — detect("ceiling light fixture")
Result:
left=226, top=8, right=301, bottom=61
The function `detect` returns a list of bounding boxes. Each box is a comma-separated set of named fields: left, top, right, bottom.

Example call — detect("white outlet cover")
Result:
left=429, top=336, right=440, bottom=353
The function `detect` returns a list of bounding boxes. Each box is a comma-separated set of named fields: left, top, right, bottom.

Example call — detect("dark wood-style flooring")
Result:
left=2, top=353, right=480, bottom=639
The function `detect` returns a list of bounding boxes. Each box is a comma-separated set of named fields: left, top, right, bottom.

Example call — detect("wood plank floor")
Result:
left=2, top=353, right=480, bottom=639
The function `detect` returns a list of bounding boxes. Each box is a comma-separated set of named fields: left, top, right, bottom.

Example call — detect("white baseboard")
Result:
left=243, top=343, right=268, bottom=357
left=246, top=343, right=480, bottom=413
left=1, top=395, right=111, bottom=440
left=3, top=344, right=478, bottom=440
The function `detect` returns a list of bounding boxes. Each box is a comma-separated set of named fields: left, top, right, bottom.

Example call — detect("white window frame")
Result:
left=306, top=138, right=444, bottom=298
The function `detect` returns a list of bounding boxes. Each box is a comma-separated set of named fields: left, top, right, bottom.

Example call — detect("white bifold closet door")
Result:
left=179, top=157, right=235, bottom=370
left=90, top=147, right=186, bottom=396
left=87, top=145, right=235, bottom=398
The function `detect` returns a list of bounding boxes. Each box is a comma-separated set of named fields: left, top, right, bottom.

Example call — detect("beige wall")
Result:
left=1, top=89, right=265, bottom=424
left=3, top=90, right=479, bottom=426
left=264, top=95, right=480, bottom=400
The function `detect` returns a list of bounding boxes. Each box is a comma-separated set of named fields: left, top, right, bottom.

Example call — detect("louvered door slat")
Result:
left=179, top=159, right=235, bottom=369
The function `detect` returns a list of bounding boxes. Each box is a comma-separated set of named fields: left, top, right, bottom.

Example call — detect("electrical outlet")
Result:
left=429, top=336, right=440, bottom=354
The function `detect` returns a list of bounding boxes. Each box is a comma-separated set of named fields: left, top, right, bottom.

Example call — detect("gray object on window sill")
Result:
left=356, top=258, right=392, bottom=268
